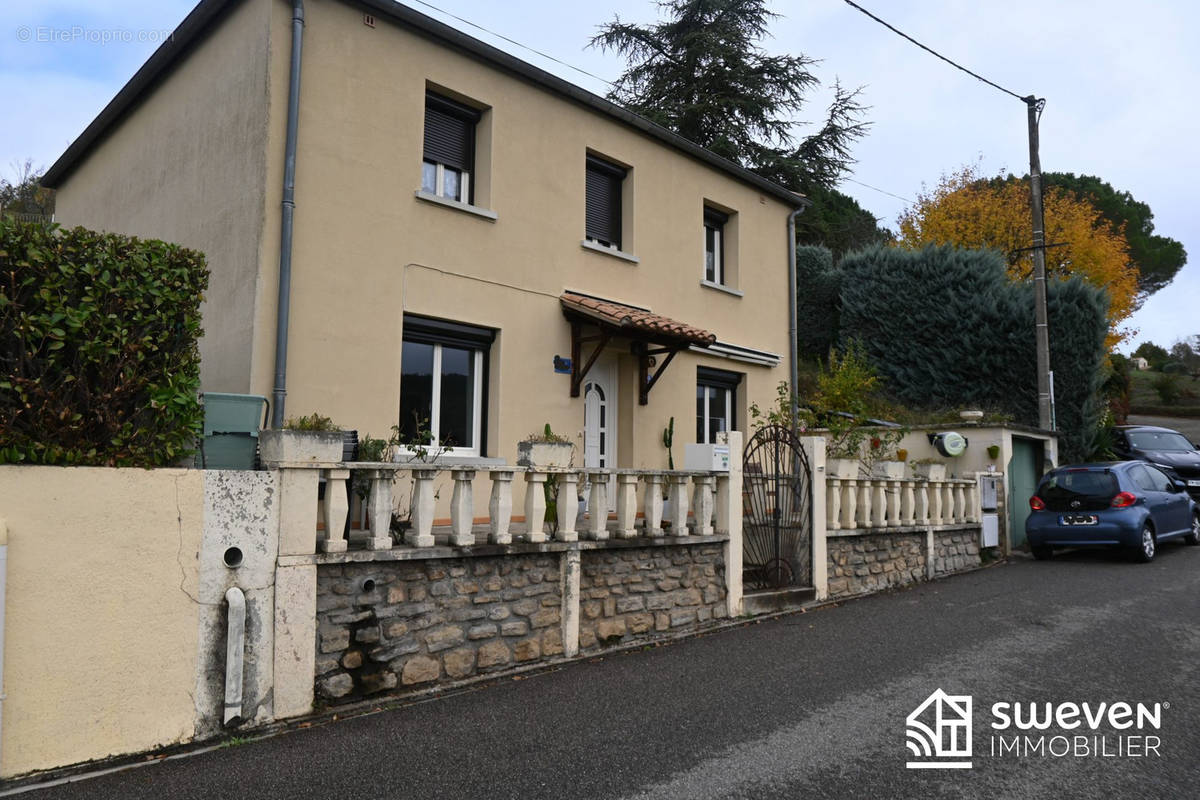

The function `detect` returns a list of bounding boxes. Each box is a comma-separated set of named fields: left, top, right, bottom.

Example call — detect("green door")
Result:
left=1008, top=437, right=1042, bottom=548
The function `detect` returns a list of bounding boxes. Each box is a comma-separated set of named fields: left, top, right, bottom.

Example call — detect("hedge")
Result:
left=795, top=244, right=841, bottom=361
left=838, top=244, right=1108, bottom=462
left=0, top=218, right=209, bottom=466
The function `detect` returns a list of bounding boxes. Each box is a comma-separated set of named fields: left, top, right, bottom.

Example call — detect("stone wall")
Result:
left=827, top=532, right=925, bottom=598
left=578, top=545, right=727, bottom=650
left=933, top=530, right=982, bottom=575
left=315, top=555, right=562, bottom=703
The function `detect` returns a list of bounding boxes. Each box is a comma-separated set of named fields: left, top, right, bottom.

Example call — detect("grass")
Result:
left=1128, top=369, right=1200, bottom=414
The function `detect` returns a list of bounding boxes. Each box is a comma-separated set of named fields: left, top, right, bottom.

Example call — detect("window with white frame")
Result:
left=696, top=366, right=741, bottom=444
left=422, top=92, right=481, bottom=204
left=399, top=316, right=494, bottom=455
left=704, top=207, right=728, bottom=284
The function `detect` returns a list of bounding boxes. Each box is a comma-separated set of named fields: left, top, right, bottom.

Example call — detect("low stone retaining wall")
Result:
left=312, top=538, right=729, bottom=705
left=826, top=525, right=982, bottom=599
left=578, top=545, right=726, bottom=651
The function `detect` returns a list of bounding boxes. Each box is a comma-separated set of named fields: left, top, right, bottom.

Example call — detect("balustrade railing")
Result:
left=312, top=464, right=729, bottom=553
left=825, top=477, right=978, bottom=532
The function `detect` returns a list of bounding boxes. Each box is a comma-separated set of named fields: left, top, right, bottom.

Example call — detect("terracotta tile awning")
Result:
left=560, top=292, right=716, bottom=346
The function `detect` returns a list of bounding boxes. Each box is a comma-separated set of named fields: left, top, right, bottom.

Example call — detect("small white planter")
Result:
left=259, top=430, right=344, bottom=463
left=516, top=440, right=574, bottom=469
left=911, top=462, right=947, bottom=481
left=827, top=458, right=860, bottom=479
left=871, top=460, right=906, bottom=480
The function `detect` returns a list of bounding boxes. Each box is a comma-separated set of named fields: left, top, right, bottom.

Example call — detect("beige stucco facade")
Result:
left=0, top=467, right=205, bottom=778
left=51, top=0, right=800, bottom=470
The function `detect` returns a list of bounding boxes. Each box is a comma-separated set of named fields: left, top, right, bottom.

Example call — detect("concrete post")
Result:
left=691, top=475, right=715, bottom=536
left=277, top=467, right=319, bottom=557
left=667, top=475, right=689, bottom=535
left=586, top=470, right=609, bottom=541
left=561, top=549, right=581, bottom=658
left=718, top=431, right=743, bottom=618
left=319, top=468, right=349, bottom=553
left=802, top=437, right=828, bottom=601
left=523, top=471, right=548, bottom=544
left=406, top=469, right=437, bottom=547
left=364, top=470, right=394, bottom=550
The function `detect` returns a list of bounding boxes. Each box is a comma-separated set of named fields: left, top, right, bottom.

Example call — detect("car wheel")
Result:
left=1134, top=524, right=1156, bottom=563
left=1031, top=544, right=1052, bottom=560
left=1185, top=514, right=1200, bottom=546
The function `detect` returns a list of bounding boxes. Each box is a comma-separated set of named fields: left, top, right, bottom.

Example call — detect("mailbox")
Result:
left=684, top=443, right=731, bottom=472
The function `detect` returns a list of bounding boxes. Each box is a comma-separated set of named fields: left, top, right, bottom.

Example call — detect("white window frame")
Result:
left=697, top=384, right=734, bottom=445
left=422, top=160, right=471, bottom=204
left=398, top=343, right=484, bottom=458
left=705, top=222, right=723, bottom=285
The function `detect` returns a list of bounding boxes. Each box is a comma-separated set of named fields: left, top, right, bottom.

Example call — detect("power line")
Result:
left=409, top=0, right=615, bottom=88
left=841, top=177, right=913, bottom=205
left=840, top=1, right=1027, bottom=102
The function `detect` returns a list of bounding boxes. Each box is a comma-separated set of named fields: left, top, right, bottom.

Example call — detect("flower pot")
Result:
left=516, top=440, right=574, bottom=469
left=987, top=445, right=1001, bottom=459
left=259, top=429, right=344, bottom=463
left=827, top=458, right=860, bottom=479
left=871, top=460, right=905, bottom=480
left=911, top=462, right=946, bottom=481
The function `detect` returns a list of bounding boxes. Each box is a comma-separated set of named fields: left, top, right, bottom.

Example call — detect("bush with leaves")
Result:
left=795, top=245, right=841, bottom=361
left=1, top=219, right=208, bottom=466
left=838, top=244, right=1108, bottom=462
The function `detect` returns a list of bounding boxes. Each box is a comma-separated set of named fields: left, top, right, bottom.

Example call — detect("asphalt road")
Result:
left=15, top=544, right=1200, bottom=800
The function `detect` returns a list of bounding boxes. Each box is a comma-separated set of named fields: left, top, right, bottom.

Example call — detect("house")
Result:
left=43, top=0, right=806, bottom=471
left=1132, top=356, right=1150, bottom=371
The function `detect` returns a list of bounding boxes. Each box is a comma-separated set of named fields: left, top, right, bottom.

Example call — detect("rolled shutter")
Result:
left=586, top=156, right=625, bottom=247
left=424, top=93, right=480, bottom=171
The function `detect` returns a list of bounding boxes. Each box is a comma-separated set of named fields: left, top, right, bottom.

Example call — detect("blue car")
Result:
left=1025, top=461, right=1200, bottom=562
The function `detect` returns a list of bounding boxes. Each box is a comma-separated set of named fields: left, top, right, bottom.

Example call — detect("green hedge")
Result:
left=0, top=219, right=209, bottom=466
left=838, top=244, right=1109, bottom=462
left=795, top=245, right=841, bottom=361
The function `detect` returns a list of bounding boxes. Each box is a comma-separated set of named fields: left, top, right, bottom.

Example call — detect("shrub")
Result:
left=795, top=245, right=841, bottom=360
left=1151, top=372, right=1183, bottom=404
left=838, top=244, right=1109, bottom=462
left=0, top=219, right=208, bottom=466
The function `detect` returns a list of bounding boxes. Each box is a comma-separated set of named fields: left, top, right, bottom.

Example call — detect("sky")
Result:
left=2, top=0, right=1196, bottom=353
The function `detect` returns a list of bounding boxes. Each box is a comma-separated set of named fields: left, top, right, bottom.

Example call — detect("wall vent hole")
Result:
left=223, top=547, right=244, bottom=569
left=362, top=579, right=376, bottom=593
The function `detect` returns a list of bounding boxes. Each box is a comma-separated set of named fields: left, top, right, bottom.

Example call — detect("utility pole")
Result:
left=1024, top=95, right=1053, bottom=430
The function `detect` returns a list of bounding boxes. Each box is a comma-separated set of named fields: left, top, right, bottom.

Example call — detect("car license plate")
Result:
left=1060, top=514, right=1098, bottom=526
left=1188, top=479, right=1200, bottom=488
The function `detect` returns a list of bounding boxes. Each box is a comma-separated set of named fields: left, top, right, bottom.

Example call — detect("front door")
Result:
left=1008, top=437, right=1041, bottom=548
left=583, top=356, right=617, bottom=510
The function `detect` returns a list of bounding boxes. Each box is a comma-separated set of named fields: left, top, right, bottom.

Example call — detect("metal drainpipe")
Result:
left=223, top=587, right=246, bottom=727
left=787, top=207, right=805, bottom=430
left=271, top=0, right=306, bottom=429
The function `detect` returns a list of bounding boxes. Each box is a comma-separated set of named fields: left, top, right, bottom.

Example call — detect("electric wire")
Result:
left=409, top=0, right=615, bottom=88
left=841, top=0, right=1028, bottom=102
left=841, top=177, right=913, bottom=204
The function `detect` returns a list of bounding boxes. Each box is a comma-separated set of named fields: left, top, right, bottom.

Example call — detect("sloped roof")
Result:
left=43, top=0, right=808, bottom=210
left=560, top=292, right=716, bottom=346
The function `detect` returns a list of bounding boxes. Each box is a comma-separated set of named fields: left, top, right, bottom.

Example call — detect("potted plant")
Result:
left=517, top=424, right=575, bottom=468
left=259, top=413, right=344, bottom=463
left=909, top=458, right=946, bottom=481
left=987, top=444, right=1001, bottom=460
left=867, top=429, right=908, bottom=479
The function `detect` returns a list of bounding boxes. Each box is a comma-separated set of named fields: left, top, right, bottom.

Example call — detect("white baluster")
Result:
left=841, top=480, right=857, bottom=529
left=872, top=480, right=887, bottom=528
left=887, top=480, right=902, bottom=527
left=364, top=469, right=395, bottom=550
left=320, top=468, right=350, bottom=553
left=616, top=473, right=639, bottom=539
left=488, top=470, right=515, bottom=544
left=523, top=470, right=548, bottom=543
left=406, top=469, right=437, bottom=547
left=555, top=470, right=580, bottom=542
left=449, top=468, right=475, bottom=547
left=667, top=474, right=690, bottom=535
left=827, top=479, right=842, bottom=531
left=859, top=480, right=873, bottom=528
left=955, top=483, right=967, bottom=524
left=902, top=481, right=916, bottom=526
left=587, top=470, right=609, bottom=540
left=916, top=483, right=930, bottom=526
left=692, top=474, right=715, bottom=536
left=966, top=482, right=979, bottom=523
left=643, top=474, right=665, bottom=536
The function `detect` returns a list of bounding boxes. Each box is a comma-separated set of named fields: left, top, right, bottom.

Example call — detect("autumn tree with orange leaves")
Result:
left=896, top=164, right=1139, bottom=349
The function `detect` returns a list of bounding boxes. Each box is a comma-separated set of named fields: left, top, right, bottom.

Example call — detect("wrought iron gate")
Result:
left=742, top=425, right=813, bottom=590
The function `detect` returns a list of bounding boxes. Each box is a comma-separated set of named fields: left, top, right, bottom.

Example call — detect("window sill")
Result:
left=700, top=279, right=744, bottom=298
left=581, top=239, right=639, bottom=264
left=414, top=190, right=498, bottom=221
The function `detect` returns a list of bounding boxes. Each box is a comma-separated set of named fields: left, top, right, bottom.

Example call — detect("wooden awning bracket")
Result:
left=570, top=321, right=612, bottom=397
left=634, top=341, right=683, bottom=405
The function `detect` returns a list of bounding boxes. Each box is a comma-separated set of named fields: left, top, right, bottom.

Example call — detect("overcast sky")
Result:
left=3, top=0, right=1196, bottom=353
